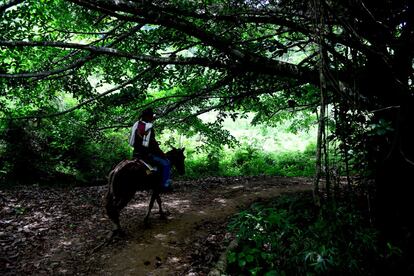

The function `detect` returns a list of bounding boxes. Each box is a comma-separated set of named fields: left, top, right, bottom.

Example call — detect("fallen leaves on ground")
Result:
left=0, top=175, right=309, bottom=275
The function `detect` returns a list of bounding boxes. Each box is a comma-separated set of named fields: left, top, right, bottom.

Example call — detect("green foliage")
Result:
left=184, top=146, right=223, bottom=177
left=179, top=111, right=318, bottom=179
left=0, top=119, right=53, bottom=184
left=0, top=1, right=325, bottom=187
left=1, top=99, right=318, bottom=185
left=225, top=142, right=315, bottom=177
left=0, top=111, right=130, bottom=186
left=227, top=193, right=397, bottom=275
left=183, top=141, right=316, bottom=179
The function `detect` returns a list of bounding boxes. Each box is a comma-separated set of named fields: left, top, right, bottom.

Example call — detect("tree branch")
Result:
left=0, top=0, right=24, bottom=14
left=67, top=0, right=319, bottom=84
left=11, top=67, right=155, bottom=120
left=0, top=54, right=94, bottom=79
left=0, top=40, right=225, bottom=79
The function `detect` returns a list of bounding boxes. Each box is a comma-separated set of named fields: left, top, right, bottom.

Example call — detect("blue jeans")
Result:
left=151, top=155, right=171, bottom=188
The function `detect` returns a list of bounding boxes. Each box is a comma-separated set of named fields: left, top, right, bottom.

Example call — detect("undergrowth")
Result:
left=226, top=192, right=406, bottom=275
left=183, top=143, right=316, bottom=179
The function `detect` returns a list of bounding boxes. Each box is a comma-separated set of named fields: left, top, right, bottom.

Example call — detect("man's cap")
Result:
left=140, top=108, right=154, bottom=119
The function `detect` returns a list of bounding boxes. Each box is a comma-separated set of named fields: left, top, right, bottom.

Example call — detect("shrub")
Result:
left=227, top=192, right=396, bottom=275
left=0, top=119, right=53, bottom=185
left=0, top=116, right=131, bottom=186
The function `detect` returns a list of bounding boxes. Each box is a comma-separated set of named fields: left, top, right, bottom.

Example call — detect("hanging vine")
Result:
left=312, top=0, right=327, bottom=207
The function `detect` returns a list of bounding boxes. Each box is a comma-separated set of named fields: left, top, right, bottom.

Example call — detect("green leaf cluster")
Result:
left=226, top=192, right=398, bottom=275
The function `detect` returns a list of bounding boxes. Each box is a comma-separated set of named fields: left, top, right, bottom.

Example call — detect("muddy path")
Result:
left=0, top=176, right=312, bottom=275
left=95, top=176, right=312, bottom=275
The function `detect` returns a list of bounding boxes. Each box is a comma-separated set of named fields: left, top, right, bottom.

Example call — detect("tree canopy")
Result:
left=2, top=0, right=409, bottom=123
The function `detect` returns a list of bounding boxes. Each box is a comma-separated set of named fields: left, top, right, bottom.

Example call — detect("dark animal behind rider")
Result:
left=130, top=108, right=172, bottom=190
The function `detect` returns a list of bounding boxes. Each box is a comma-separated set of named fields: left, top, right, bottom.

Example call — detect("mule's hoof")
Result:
left=111, top=228, right=126, bottom=238
left=144, top=218, right=151, bottom=228
left=159, top=210, right=170, bottom=220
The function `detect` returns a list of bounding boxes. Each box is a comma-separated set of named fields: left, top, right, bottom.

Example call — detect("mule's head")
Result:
left=166, top=147, right=185, bottom=175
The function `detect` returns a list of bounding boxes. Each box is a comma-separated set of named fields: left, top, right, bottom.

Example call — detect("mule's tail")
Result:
left=105, top=169, right=120, bottom=229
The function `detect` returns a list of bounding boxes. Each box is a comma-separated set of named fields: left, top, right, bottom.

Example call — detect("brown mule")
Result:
left=104, top=148, right=185, bottom=235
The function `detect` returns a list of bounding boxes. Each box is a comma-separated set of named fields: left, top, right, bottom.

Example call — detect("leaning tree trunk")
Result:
left=363, top=44, right=414, bottom=242
left=368, top=6, right=414, bottom=273
left=374, top=88, right=414, bottom=238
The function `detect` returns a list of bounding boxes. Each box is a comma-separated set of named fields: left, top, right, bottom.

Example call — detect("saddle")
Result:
left=136, top=159, right=158, bottom=175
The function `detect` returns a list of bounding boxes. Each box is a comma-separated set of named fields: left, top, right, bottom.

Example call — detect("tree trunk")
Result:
left=314, top=104, right=324, bottom=207
left=362, top=40, right=414, bottom=241
left=375, top=98, right=414, bottom=239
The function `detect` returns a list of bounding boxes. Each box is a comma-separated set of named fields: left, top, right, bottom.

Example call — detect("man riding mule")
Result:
left=104, top=108, right=185, bottom=234
left=130, top=108, right=172, bottom=192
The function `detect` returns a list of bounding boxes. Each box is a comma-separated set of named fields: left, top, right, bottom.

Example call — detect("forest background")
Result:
left=1, top=0, right=413, bottom=274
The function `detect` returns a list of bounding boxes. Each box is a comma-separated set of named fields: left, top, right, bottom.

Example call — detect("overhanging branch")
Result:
left=0, top=0, right=24, bottom=13
left=0, top=40, right=226, bottom=79
left=10, top=67, right=155, bottom=120
left=67, top=0, right=320, bottom=84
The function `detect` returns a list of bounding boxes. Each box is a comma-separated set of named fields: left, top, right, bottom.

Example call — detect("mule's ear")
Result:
left=181, top=147, right=185, bottom=152
left=172, top=146, right=177, bottom=150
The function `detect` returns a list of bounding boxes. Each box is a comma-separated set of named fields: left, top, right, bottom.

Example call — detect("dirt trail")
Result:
left=96, top=177, right=312, bottom=275
left=0, top=176, right=312, bottom=276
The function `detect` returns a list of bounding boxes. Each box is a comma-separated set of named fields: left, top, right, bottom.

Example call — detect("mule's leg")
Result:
left=105, top=199, right=125, bottom=238
left=105, top=191, right=135, bottom=235
left=144, top=192, right=157, bottom=225
left=105, top=188, right=121, bottom=230
left=106, top=202, right=121, bottom=230
left=155, top=194, right=167, bottom=219
left=105, top=170, right=123, bottom=233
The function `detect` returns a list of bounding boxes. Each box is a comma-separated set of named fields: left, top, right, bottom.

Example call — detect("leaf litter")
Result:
left=0, top=176, right=311, bottom=275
